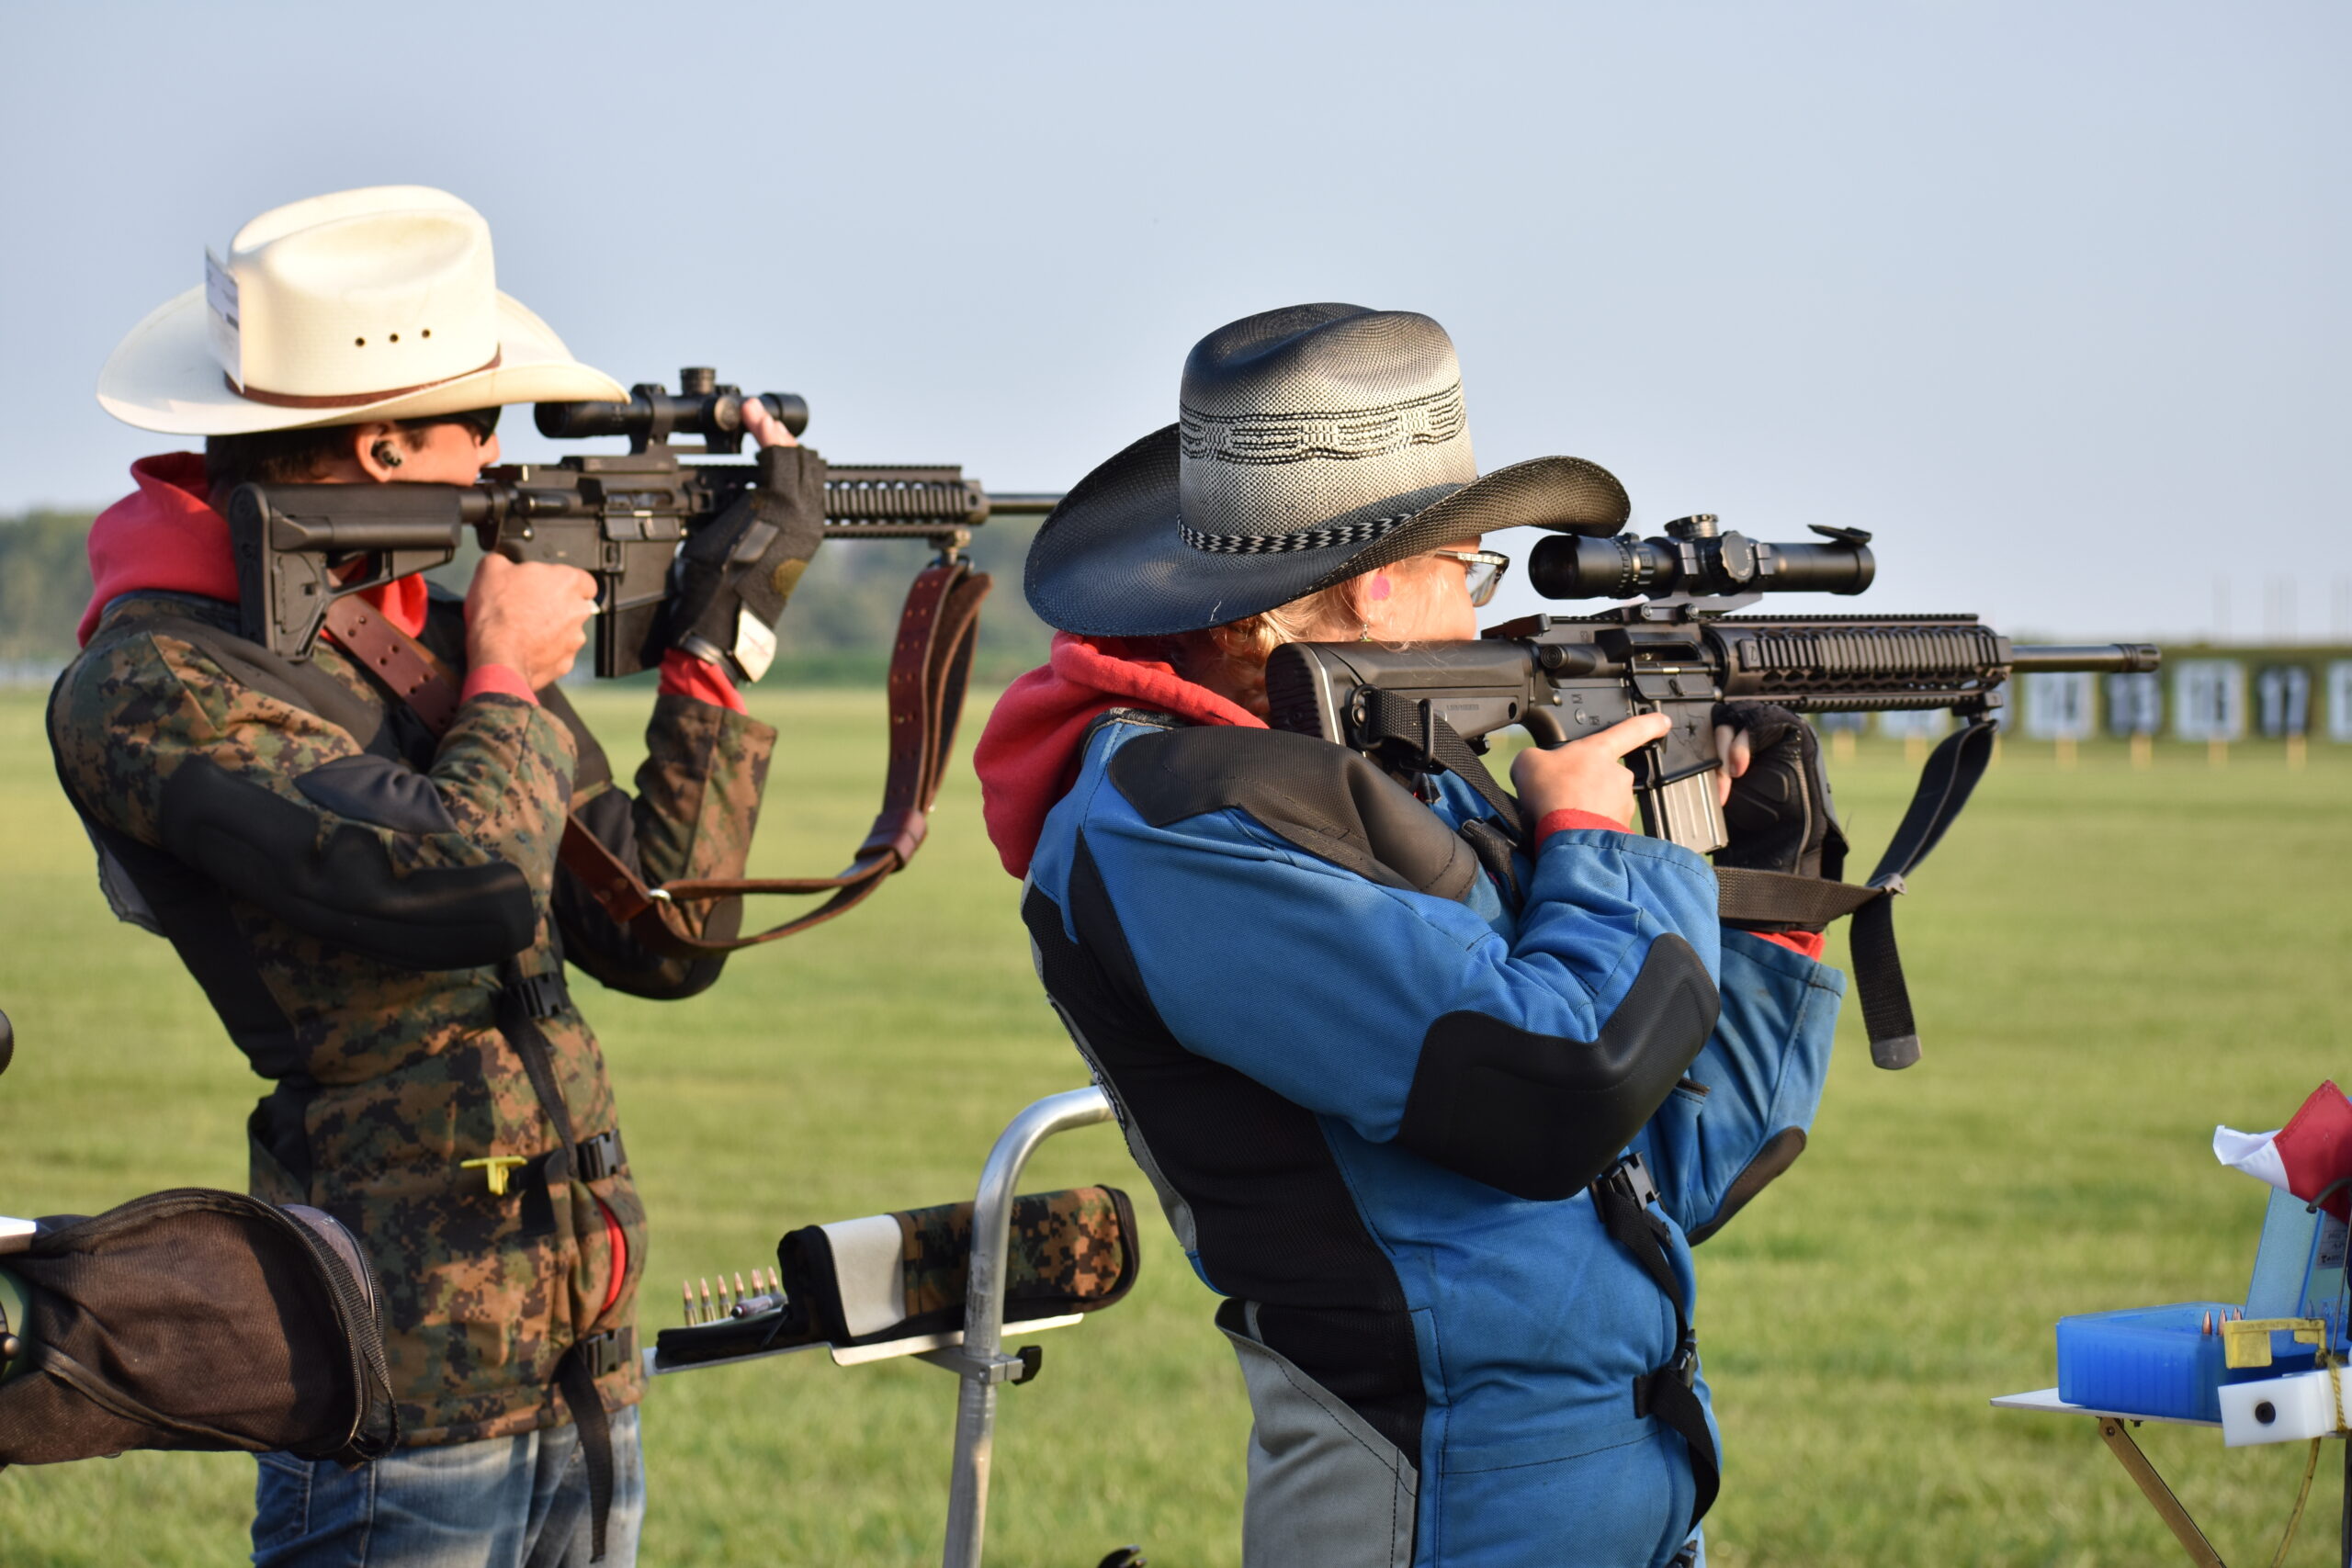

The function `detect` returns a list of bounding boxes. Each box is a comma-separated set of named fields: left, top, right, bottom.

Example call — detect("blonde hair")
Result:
left=1166, top=581, right=1365, bottom=716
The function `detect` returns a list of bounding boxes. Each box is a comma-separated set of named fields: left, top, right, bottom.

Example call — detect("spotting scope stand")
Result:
left=642, top=1086, right=1130, bottom=1568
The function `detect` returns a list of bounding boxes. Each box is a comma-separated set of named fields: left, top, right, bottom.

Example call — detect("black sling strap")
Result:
left=1589, top=1155, right=1719, bottom=1537
left=1713, top=718, right=1997, bottom=1068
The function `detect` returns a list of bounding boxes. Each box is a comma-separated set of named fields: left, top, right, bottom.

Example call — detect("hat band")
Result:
left=224, top=348, right=503, bottom=411
left=1181, top=382, right=1466, bottom=466
left=1178, top=510, right=1413, bottom=556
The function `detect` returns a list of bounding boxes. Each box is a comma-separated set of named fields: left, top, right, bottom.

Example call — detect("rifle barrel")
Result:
left=2010, top=643, right=2162, bottom=674
left=982, top=493, right=1063, bottom=516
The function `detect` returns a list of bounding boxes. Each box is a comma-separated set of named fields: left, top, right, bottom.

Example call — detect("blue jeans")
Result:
left=251, top=1405, right=645, bottom=1567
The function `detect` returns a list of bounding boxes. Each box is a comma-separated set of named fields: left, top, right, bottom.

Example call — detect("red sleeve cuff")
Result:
left=1533, top=808, right=1631, bottom=842
left=460, top=664, right=539, bottom=705
left=1750, top=930, right=1829, bottom=961
left=658, top=649, right=747, bottom=714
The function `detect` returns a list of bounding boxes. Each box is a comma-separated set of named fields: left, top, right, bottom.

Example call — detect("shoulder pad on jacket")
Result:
left=84, top=594, right=390, bottom=753
left=1106, top=726, right=1478, bottom=901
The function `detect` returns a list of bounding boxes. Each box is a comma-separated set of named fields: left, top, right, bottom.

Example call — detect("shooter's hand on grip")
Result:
left=1511, top=711, right=1673, bottom=830
left=1711, top=702, right=1849, bottom=919
left=466, top=555, right=598, bottom=691
left=662, top=404, right=826, bottom=683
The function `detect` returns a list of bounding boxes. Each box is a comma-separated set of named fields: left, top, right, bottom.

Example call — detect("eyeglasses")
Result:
left=1432, top=548, right=1510, bottom=607
left=399, top=405, right=503, bottom=444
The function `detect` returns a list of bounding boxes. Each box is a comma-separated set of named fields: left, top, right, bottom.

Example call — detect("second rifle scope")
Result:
left=534, top=367, right=809, bottom=454
left=1531, top=514, right=1876, bottom=601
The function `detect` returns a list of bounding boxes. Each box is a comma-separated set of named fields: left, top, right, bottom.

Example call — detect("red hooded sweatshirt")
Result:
left=78, top=454, right=743, bottom=713
left=970, top=631, right=1823, bottom=959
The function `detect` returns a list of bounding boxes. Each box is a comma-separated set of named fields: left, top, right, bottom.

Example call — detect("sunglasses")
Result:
left=1431, top=548, right=1511, bottom=608
left=399, top=405, right=503, bottom=443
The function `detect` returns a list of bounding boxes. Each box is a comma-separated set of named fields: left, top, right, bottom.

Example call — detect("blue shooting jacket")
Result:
left=1021, top=712, right=1843, bottom=1568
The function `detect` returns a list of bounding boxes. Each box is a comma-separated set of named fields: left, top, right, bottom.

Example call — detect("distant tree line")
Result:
left=0, top=507, right=1052, bottom=683
left=0, top=510, right=94, bottom=664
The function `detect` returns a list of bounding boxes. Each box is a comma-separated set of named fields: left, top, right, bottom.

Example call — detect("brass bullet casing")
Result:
left=683, top=1280, right=697, bottom=1326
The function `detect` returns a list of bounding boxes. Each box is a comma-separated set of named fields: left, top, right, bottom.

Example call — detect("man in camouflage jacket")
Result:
left=51, top=185, right=821, bottom=1566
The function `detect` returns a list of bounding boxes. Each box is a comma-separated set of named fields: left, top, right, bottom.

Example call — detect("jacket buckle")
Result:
left=1594, top=1151, right=1659, bottom=1212
left=577, top=1327, right=632, bottom=1380
left=503, top=971, right=568, bottom=1021
left=1632, top=1341, right=1700, bottom=1418
left=574, top=1129, right=626, bottom=1183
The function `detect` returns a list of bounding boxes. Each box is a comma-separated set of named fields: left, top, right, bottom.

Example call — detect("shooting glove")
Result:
left=1713, top=701, right=1849, bottom=929
left=663, top=445, right=828, bottom=683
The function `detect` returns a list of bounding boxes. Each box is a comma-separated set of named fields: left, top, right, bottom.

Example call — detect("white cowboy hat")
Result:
left=96, top=185, right=628, bottom=436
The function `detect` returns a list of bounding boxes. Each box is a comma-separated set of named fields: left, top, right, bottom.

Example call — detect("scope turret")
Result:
left=1529, top=519, right=1875, bottom=601
left=536, top=367, right=809, bottom=455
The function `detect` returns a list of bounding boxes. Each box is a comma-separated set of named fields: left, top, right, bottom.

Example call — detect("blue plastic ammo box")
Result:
left=2053, top=1190, right=2348, bottom=1423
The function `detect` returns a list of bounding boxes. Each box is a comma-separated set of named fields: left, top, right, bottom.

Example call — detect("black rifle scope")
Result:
left=1530, top=514, right=1876, bottom=601
left=534, top=367, right=810, bottom=455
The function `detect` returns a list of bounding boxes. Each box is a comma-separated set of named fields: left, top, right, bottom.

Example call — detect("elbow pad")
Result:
left=1396, top=934, right=1718, bottom=1201
left=159, top=758, right=536, bottom=971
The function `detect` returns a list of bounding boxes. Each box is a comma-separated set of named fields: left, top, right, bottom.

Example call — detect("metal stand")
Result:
left=1995, top=1388, right=2352, bottom=1567
left=639, top=1084, right=1117, bottom=1567
left=2094, top=1416, right=2224, bottom=1567
left=930, top=1087, right=1114, bottom=1568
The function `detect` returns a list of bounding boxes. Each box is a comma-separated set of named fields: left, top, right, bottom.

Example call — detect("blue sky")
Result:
left=3, top=1, right=2344, bottom=640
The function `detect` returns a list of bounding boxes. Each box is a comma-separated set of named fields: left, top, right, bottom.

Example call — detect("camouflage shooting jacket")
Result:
left=48, top=589, right=775, bottom=1446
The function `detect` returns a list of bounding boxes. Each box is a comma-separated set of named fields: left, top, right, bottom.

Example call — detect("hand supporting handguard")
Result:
left=1713, top=700, right=1849, bottom=930
left=662, top=445, right=830, bottom=682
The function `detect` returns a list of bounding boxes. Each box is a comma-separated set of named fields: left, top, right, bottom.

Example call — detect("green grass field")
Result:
left=1, top=685, right=2346, bottom=1567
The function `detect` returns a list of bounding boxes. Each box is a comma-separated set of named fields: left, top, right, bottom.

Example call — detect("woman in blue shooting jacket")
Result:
left=972, top=305, right=1849, bottom=1568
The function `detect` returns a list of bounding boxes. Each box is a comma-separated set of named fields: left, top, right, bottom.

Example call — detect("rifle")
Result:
left=217, top=369, right=1063, bottom=955
left=221, top=367, right=1059, bottom=673
left=1263, top=512, right=2159, bottom=1068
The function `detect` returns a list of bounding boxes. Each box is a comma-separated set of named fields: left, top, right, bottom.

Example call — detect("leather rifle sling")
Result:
left=321, top=558, right=990, bottom=960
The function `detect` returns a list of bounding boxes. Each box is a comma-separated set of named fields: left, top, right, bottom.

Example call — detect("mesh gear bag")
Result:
left=0, top=1188, right=396, bottom=1468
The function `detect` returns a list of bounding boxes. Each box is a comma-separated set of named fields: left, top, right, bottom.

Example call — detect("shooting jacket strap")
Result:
left=322, top=561, right=991, bottom=958
left=483, top=960, right=620, bottom=1556
left=1712, top=717, right=1998, bottom=1070
left=554, top=1338, right=617, bottom=1562
left=1590, top=1154, right=1718, bottom=1538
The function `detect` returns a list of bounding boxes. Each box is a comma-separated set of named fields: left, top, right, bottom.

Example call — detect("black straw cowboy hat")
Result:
left=1025, top=303, right=1632, bottom=637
